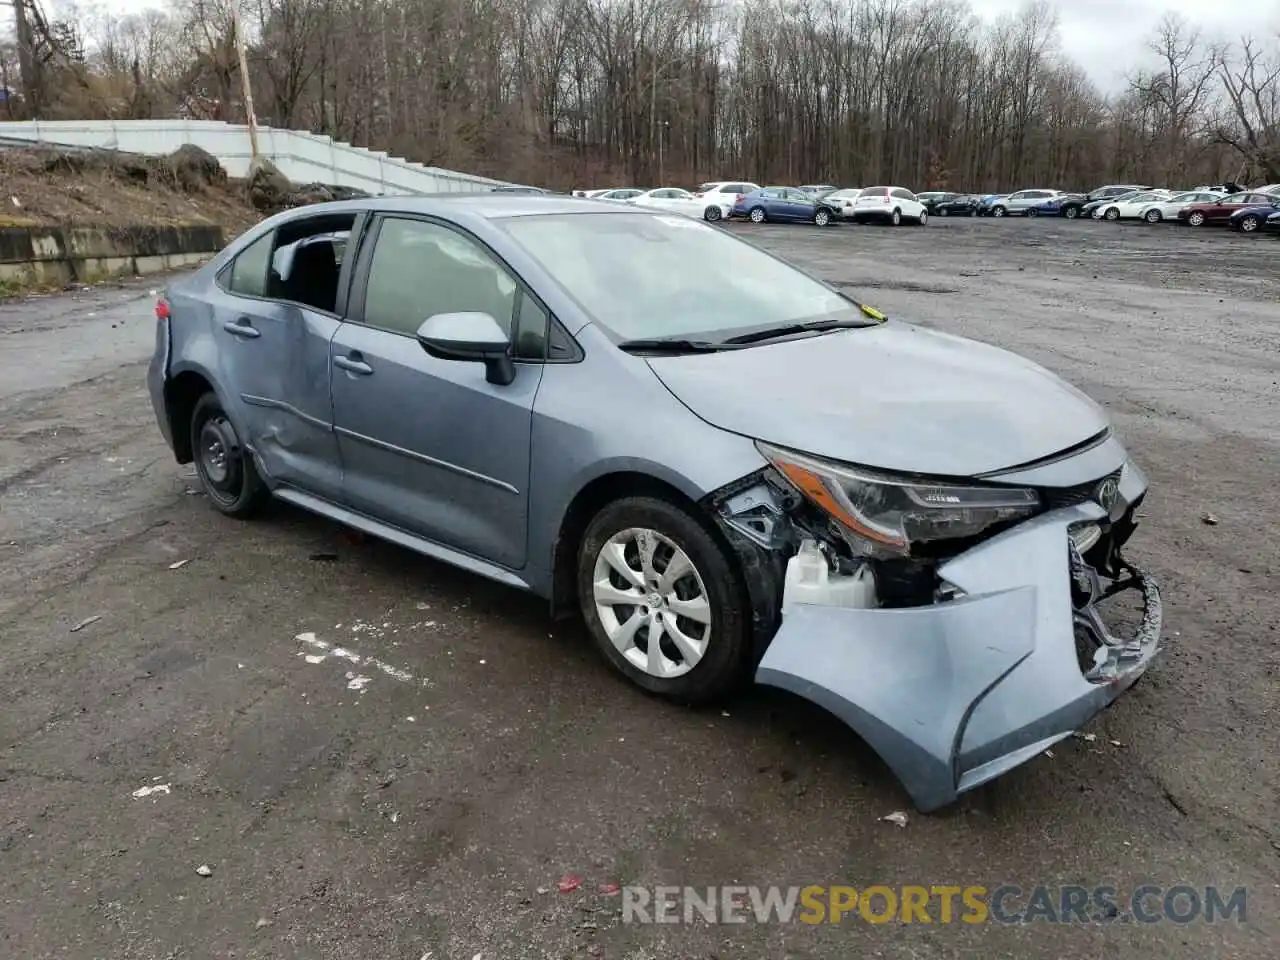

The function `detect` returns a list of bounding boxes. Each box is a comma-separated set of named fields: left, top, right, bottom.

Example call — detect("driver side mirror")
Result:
left=416, top=312, right=515, bottom=386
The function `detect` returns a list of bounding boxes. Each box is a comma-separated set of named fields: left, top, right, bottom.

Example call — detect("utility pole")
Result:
left=229, top=3, right=259, bottom=160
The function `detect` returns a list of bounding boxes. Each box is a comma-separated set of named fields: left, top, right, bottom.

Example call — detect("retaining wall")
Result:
left=0, top=224, right=224, bottom=286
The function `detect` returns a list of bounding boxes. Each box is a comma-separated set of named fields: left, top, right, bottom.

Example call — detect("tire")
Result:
left=938, top=206, right=949, bottom=216
left=992, top=206, right=1006, bottom=217
left=890, top=208, right=902, bottom=226
left=1026, top=207, right=1038, bottom=218
left=748, top=206, right=766, bottom=223
left=1104, top=207, right=1120, bottom=221
left=1063, top=206, right=1080, bottom=219
left=1144, top=209, right=1162, bottom=223
left=703, top=205, right=722, bottom=222
left=577, top=496, right=750, bottom=703
left=190, top=392, right=267, bottom=518
left=916, top=209, right=928, bottom=226
left=1239, top=215, right=1260, bottom=232
left=814, top=207, right=831, bottom=226
left=1188, top=211, right=1206, bottom=226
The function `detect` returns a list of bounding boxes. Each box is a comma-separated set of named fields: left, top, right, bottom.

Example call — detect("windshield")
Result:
left=498, top=212, right=862, bottom=341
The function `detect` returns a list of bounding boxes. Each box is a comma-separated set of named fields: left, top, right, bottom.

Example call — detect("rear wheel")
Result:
left=1026, top=207, right=1038, bottom=218
left=1188, top=211, right=1206, bottom=226
left=749, top=206, right=766, bottom=223
left=190, top=393, right=267, bottom=518
left=1144, top=208, right=1162, bottom=223
left=1104, top=207, right=1120, bottom=221
left=1063, top=206, right=1080, bottom=219
left=577, top=497, right=750, bottom=703
left=890, top=208, right=902, bottom=226
left=938, top=206, right=949, bottom=216
left=992, top=206, right=1006, bottom=217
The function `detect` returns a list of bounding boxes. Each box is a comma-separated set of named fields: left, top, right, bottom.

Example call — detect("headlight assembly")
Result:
left=757, top=441, right=1040, bottom=558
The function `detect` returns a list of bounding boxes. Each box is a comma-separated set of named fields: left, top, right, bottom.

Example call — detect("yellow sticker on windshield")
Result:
left=859, top=304, right=887, bottom=322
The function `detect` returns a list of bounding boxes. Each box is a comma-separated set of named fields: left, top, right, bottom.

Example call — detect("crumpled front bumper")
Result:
left=755, top=496, right=1162, bottom=812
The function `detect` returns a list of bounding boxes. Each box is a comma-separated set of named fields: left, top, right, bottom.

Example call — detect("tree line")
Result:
left=3, top=0, right=1278, bottom=191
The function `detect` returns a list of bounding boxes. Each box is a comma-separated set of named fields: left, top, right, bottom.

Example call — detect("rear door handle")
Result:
left=222, top=318, right=260, bottom=339
left=334, top=354, right=373, bottom=376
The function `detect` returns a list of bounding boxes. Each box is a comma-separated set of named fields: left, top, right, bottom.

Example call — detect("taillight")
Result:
left=155, top=298, right=169, bottom=320
left=735, top=194, right=745, bottom=204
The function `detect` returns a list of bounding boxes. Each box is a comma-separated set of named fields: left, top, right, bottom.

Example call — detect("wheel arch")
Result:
left=550, top=469, right=722, bottom=620
left=163, top=363, right=222, bottom=463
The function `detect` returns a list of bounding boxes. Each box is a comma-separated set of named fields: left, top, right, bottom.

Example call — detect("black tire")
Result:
left=814, top=207, right=831, bottom=226
left=916, top=209, right=928, bottom=226
left=1026, top=207, right=1038, bottom=218
left=1144, top=209, right=1162, bottom=223
left=1188, top=211, right=1206, bottom=226
left=1063, top=206, right=1080, bottom=219
left=1104, top=207, right=1120, bottom=221
left=704, top=205, right=722, bottom=222
left=577, top=496, right=750, bottom=703
left=992, top=206, right=1006, bottom=217
left=890, top=208, right=902, bottom=225
left=1239, top=215, right=1260, bottom=232
left=938, top=206, right=949, bottom=216
left=749, top=206, right=766, bottom=223
left=190, top=392, right=267, bottom=518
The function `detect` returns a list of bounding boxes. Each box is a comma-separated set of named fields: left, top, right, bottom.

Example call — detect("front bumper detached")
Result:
left=755, top=501, right=1162, bottom=812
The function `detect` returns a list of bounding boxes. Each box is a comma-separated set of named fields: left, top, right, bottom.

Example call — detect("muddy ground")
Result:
left=1, top=216, right=1277, bottom=959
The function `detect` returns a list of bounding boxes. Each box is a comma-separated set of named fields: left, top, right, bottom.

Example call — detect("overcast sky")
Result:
left=971, top=0, right=1279, bottom=91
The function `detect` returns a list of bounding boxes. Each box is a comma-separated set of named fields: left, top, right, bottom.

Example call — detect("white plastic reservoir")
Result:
left=782, top=539, right=877, bottom=614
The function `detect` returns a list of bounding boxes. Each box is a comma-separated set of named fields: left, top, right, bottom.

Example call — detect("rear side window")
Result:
left=228, top=232, right=273, bottom=297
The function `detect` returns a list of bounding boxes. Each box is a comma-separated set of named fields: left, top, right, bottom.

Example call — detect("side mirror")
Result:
left=416, top=312, right=515, bottom=386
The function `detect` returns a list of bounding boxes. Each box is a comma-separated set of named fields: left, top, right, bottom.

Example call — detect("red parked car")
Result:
left=1177, top=191, right=1280, bottom=226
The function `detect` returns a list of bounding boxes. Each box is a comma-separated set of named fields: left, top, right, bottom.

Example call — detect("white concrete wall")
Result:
left=0, top=119, right=520, bottom=195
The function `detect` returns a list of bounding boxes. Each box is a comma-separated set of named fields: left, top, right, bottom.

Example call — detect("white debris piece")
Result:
left=131, top=784, right=171, bottom=799
left=881, top=811, right=909, bottom=828
left=168, top=559, right=190, bottom=570
left=195, top=864, right=213, bottom=877
left=346, top=673, right=371, bottom=691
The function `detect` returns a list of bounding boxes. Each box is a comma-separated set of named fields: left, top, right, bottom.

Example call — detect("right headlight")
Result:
left=757, top=442, right=1041, bottom=559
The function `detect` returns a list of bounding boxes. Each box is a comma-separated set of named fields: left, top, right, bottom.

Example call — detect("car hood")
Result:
left=645, top=322, right=1110, bottom=478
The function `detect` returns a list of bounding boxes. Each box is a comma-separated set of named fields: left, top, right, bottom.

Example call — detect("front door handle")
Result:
left=222, top=318, right=260, bottom=339
left=334, top=354, right=373, bottom=376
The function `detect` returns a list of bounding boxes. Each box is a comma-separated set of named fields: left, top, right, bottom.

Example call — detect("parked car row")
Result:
left=570, top=179, right=1280, bottom=234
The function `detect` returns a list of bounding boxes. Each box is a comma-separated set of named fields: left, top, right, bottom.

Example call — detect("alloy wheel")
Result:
left=1241, top=216, right=1259, bottom=232
left=591, top=527, right=711, bottom=680
left=749, top=207, right=765, bottom=223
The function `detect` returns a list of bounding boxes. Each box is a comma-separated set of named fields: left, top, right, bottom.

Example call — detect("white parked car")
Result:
left=848, top=186, right=928, bottom=225
left=693, top=181, right=762, bottom=221
left=1137, top=190, right=1228, bottom=223
left=1094, top=189, right=1175, bottom=221
left=989, top=189, right=1067, bottom=216
left=631, top=187, right=722, bottom=221
left=821, top=188, right=863, bottom=218
left=592, top=188, right=644, bottom=202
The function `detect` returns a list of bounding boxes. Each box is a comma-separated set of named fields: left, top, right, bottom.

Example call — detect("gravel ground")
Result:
left=1, top=216, right=1277, bottom=959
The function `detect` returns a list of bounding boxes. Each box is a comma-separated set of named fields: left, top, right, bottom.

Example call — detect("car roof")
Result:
left=262, top=193, right=648, bottom=223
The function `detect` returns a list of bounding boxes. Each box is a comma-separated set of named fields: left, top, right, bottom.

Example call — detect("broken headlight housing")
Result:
left=757, top=441, right=1040, bottom=559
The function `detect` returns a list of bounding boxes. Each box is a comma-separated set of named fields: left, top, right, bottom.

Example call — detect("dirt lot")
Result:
left=1, top=216, right=1277, bottom=959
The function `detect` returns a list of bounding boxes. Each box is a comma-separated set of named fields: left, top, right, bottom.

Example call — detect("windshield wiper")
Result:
left=720, top=317, right=878, bottom=346
left=616, top=337, right=727, bottom=354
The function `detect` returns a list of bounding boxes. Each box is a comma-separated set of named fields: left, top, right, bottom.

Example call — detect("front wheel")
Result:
left=992, top=206, right=1006, bottom=217
left=1063, top=206, right=1080, bottom=219
left=577, top=497, right=750, bottom=703
left=1188, top=211, right=1206, bottom=226
left=190, top=393, right=267, bottom=518
left=1104, top=207, right=1120, bottom=221
left=1144, top=209, right=1162, bottom=223
left=938, top=206, right=949, bottom=217
left=916, top=209, right=928, bottom=226
left=1026, top=207, right=1038, bottom=218
left=1239, top=215, right=1260, bottom=232
left=814, top=207, right=831, bottom=226
left=703, top=205, right=722, bottom=222
left=748, top=206, right=766, bottom=223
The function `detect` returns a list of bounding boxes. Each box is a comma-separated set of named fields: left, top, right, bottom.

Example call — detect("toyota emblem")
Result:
left=1094, top=477, right=1120, bottom=512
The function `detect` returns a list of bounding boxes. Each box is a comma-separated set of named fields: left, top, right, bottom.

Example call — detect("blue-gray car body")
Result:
left=147, top=194, right=1163, bottom=811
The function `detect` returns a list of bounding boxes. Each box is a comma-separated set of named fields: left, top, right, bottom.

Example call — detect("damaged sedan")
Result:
left=147, top=194, right=1162, bottom=811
